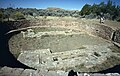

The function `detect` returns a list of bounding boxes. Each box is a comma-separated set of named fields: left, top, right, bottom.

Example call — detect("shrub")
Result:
left=13, top=12, right=25, bottom=20
left=0, top=12, right=3, bottom=21
left=80, top=4, right=91, bottom=15
left=0, top=12, right=3, bottom=18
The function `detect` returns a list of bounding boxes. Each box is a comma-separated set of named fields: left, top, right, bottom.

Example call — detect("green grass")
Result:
left=33, top=27, right=69, bottom=33
left=14, top=52, right=21, bottom=58
left=77, top=46, right=86, bottom=50
left=41, top=35, right=50, bottom=39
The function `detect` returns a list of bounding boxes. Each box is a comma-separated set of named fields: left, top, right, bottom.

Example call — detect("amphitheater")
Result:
left=0, top=17, right=120, bottom=76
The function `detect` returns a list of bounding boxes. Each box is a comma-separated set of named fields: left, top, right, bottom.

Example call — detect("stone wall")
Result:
left=112, top=29, right=120, bottom=44
left=6, top=19, right=120, bottom=45
left=41, top=19, right=115, bottom=41
left=2, top=18, right=120, bottom=75
left=78, top=24, right=120, bottom=44
left=78, top=24, right=114, bottom=40
left=0, top=66, right=120, bottom=76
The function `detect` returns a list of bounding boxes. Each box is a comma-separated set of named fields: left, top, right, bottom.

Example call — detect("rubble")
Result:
left=0, top=66, right=120, bottom=76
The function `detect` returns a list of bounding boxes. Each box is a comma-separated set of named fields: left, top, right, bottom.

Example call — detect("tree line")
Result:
left=80, top=0, right=120, bottom=21
left=0, top=0, right=120, bottom=21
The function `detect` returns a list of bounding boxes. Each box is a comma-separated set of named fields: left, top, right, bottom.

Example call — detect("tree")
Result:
left=80, top=0, right=120, bottom=21
left=80, top=4, right=91, bottom=15
left=90, top=4, right=99, bottom=14
left=98, top=2, right=107, bottom=14
left=6, top=7, right=15, bottom=21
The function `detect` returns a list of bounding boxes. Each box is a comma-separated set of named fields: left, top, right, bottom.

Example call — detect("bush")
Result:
left=80, top=0, right=120, bottom=21
left=0, top=12, right=3, bottom=21
left=80, top=4, right=91, bottom=15
left=13, top=12, right=25, bottom=20
left=85, top=13, right=97, bottom=19
left=0, top=12, right=3, bottom=18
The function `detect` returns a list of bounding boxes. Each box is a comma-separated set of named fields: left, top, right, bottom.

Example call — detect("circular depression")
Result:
left=8, top=27, right=120, bottom=72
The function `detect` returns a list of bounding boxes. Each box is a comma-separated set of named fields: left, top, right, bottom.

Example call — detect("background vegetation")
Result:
left=80, top=0, right=120, bottom=21
left=0, top=0, right=120, bottom=21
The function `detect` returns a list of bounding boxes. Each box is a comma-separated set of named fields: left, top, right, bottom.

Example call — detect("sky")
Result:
left=0, top=0, right=120, bottom=10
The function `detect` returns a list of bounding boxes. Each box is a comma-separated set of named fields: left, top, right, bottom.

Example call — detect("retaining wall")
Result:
left=7, top=19, right=120, bottom=45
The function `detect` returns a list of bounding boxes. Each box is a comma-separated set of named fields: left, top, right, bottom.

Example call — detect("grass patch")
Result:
left=13, top=52, right=21, bottom=58
left=33, top=27, right=69, bottom=33
left=34, top=27, right=47, bottom=33
left=77, top=46, right=86, bottom=49
left=41, top=34, right=50, bottom=39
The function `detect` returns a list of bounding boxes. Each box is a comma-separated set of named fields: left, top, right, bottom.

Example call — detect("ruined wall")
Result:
left=112, top=29, right=120, bottom=44
left=78, top=24, right=114, bottom=40
left=78, top=24, right=120, bottom=44
left=8, top=19, right=120, bottom=44
left=1, top=66, right=120, bottom=76
left=47, top=20, right=120, bottom=44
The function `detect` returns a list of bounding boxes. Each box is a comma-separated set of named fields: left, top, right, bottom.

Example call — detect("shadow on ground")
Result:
left=98, top=64, right=120, bottom=73
left=0, top=21, right=34, bottom=69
